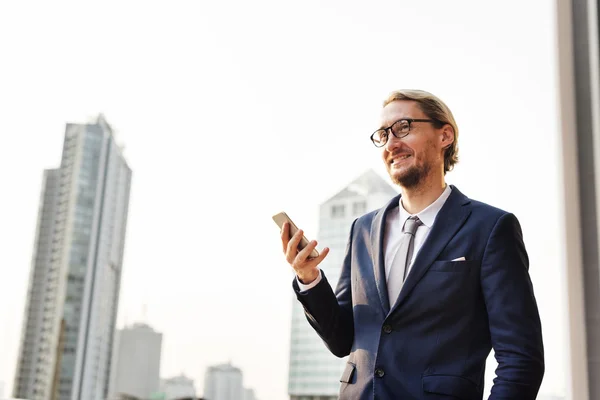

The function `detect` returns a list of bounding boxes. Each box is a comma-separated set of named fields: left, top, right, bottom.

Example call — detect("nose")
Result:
left=384, top=132, right=403, bottom=152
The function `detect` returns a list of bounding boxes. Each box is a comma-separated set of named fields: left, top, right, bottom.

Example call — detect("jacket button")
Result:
left=375, top=368, right=385, bottom=378
left=383, top=324, right=392, bottom=334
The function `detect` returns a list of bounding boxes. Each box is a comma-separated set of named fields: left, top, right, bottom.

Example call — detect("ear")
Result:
left=440, top=124, right=454, bottom=149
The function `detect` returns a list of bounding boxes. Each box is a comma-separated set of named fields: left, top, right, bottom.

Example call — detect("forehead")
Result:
left=380, top=100, right=425, bottom=126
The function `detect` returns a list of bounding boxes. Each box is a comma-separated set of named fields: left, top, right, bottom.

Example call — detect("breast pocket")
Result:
left=429, top=260, right=478, bottom=272
left=419, top=260, right=479, bottom=311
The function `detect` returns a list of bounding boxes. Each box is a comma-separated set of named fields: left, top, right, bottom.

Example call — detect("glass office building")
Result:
left=13, top=115, right=132, bottom=400
left=287, top=169, right=397, bottom=400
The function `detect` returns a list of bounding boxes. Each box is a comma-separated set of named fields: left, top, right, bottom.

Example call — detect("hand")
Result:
left=281, top=222, right=329, bottom=284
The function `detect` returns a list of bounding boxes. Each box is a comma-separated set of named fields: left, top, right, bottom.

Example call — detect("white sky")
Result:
left=0, top=1, right=566, bottom=399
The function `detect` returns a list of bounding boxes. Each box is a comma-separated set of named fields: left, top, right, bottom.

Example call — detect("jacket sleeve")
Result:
left=482, top=213, right=545, bottom=399
left=292, top=219, right=356, bottom=358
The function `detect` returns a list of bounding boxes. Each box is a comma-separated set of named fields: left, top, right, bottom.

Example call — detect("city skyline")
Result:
left=0, top=1, right=568, bottom=399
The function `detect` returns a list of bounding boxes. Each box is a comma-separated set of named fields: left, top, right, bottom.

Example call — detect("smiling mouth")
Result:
left=390, top=154, right=411, bottom=165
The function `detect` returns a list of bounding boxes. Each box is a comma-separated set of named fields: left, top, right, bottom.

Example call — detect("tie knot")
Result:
left=403, top=216, right=422, bottom=235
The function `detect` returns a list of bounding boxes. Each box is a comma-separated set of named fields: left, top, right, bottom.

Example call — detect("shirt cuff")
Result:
left=296, top=269, right=322, bottom=292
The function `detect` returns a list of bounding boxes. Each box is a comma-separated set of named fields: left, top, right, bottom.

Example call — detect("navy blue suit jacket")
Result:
left=293, top=186, right=544, bottom=400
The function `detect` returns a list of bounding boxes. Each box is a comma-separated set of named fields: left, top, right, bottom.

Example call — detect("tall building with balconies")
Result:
left=12, top=115, right=132, bottom=400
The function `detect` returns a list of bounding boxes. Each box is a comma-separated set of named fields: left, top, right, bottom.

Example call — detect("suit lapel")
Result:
left=389, top=186, right=472, bottom=315
left=371, top=194, right=401, bottom=316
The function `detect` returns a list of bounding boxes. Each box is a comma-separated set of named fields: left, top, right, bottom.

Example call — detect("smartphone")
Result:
left=272, top=211, right=319, bottom=259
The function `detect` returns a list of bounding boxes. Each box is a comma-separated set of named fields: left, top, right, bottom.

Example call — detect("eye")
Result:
left=391, top=119, right=410, bottom=135
left=373, top=129, right=388, bottom=144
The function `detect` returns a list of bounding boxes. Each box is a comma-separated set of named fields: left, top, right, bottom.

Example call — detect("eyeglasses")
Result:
left=370, top=118, right=436, bottom=147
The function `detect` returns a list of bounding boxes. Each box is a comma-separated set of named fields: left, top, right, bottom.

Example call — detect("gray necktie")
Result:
left=388, top=216, right=423, bottom=307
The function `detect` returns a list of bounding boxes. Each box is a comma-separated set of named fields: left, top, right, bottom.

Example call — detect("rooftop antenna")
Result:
left=142, top=303, right=148, bottom=324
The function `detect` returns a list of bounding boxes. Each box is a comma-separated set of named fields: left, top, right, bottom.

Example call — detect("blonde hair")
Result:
left=383, top=89, right=459, bottom=173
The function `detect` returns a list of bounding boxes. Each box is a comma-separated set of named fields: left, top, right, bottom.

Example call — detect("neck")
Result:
left=400, top=172, right=447, bottom=214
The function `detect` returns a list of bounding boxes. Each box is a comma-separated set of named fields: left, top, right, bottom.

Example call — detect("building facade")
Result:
left=203, top=363, right=244, bottom=400
left=287, top=169, right=397, bottom=399
left=12, top=115, right=132, bottom=400
left=243, top=388, right=257, bottom=400
left=159, top=374, right=197, bottom=400
left=107, top=323, right=163, bottom=400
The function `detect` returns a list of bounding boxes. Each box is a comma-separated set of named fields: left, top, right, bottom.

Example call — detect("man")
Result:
left=280, top=90, right=544, bottom=399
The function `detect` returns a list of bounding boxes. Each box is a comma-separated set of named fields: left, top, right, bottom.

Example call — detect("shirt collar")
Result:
left=398, top=184, right=452, bottom=228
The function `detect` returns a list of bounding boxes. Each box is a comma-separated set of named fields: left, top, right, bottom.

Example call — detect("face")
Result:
left=380, top=100, right=453, bottom=189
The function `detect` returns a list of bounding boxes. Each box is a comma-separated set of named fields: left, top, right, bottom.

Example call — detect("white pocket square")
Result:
left=451, top=257, right=466, bottom=262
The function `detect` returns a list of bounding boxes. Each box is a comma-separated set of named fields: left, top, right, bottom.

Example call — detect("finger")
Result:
left=297, top=239, right=318, bottom=263
left=286, top=229, right=304, bottom=262
left=304, top=245, right=329, bottom=267
left=312, top=246, right=330, bottom=265
left=296, top=245, right=329, bottom=278
left=280, top=222, right=290, bottom=253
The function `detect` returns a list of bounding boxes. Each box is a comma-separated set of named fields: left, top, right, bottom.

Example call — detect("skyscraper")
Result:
left=201, top=362, right=259, bottom=400
left=203, top=363, right=244, bottom=400
left=13, top=115, right=132, bottom=400
left=159, top=374, right=197, bottom=400
left=287, top=169, right=397, bottom=399
left=243, top=388, right=257, bottom=400
left=107, top=323, right=163, bottom=400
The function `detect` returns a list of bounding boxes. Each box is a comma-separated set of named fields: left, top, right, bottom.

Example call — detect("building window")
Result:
left=331, top=204, right=345, bottom=218
left=353, top=201, right=366, bottom=215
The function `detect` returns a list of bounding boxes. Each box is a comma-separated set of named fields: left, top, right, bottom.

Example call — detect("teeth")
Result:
left=391, top=155, right=410, bottom=163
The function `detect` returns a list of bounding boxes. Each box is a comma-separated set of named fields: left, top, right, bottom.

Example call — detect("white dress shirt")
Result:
left=297, top=185, right=452, bottom=295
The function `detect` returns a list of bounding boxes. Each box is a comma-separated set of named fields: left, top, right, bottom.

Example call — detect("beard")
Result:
left=388, top=161, right=431, bottom=189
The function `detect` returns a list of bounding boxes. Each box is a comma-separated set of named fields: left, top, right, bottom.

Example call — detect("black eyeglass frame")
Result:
left=370, top=118, right=437, bottom=147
